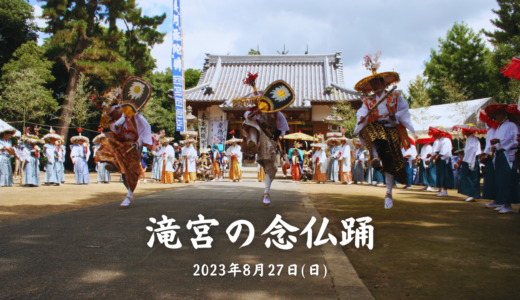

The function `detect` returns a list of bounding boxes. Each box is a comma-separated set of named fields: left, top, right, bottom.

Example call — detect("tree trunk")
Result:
left=57, top=68, right=80, bottom=138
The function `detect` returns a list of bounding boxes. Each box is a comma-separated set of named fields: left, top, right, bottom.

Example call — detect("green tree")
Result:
left=407, top=75, right=431, bottom=108
left=484, top=0, right=520, bottom=45
left=68, top=74, right=98, bottom=129
left=39, top=0, right=166, bottom=138
left=0, top=0, right=38, bottom=78
left=439, top=77, right=473, bottom=103
left=0, top=69, right=58, bottom=130
left=143, top=68, right=177, bottom=136
left=424, top=22, right=491, bottom=104
left=248, top=48, right=261, bottom=55
left=185, top=68, right=202, bottom=89
left=1, top=41, right=55, bottom=88
left=331, top=103, right=357, bottom=138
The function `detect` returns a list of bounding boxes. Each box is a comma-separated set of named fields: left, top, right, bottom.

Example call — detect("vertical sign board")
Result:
left=172, top=0, right=185, bottom=132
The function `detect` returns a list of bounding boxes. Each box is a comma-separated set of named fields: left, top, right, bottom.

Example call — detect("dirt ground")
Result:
left=0, top=172, right=189, bottom=225
left=302, top=182, right=520, bottom=300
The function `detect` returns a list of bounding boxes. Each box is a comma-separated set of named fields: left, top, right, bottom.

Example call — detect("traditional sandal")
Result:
left=262, top=193, right=271, bottom=207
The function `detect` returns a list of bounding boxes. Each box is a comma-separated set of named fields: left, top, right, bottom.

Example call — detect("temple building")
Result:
left=182, top=52, right=361, bottom=145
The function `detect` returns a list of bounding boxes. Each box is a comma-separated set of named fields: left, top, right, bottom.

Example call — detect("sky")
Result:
left=30, top=0, right=500, bottom=92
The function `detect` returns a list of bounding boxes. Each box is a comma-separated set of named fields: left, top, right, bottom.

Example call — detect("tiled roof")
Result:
left=184, top=53, right=361, bottom=108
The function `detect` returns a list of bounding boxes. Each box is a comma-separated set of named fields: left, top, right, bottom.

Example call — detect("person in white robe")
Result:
left=0, top=129, right=16, bottom=187
left=181, top=139, right=197, bottom=183
left=42, top=128, right=62, bottom=185
left=455, top=128, right=483, bottom=202
left=401, top=138, right=418, bottom=189
left=92, top=134, right=111, bottom=184
left=56, top=140, right=66, bottom=183
left=70, top=135, right=90, bottom=185
left=417, top=141, right=433, bottom=190
left=225, top=138, right=243, bottom=182
left=326, top=139, right=340, bottom=182
left=337, top=138, right=352, bottom=184
left=21, top=136, right=41, bottom=187
left=312, top=144, right=328, bottom=183
left=430, top=128, right=454, bottom=197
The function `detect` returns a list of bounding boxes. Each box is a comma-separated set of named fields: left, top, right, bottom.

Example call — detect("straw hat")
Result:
left=225, top=135, right=243, bottom=145
left=70, top=129, right=89, bottom=144
left=354, top=52, right=400, bottom=94
left=160, top=137, right=174, bottom=144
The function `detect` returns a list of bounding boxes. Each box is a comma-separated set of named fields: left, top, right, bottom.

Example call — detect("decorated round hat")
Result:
left=225, top=135, right=243, bottom=144
left=416, top=134, right=434, bottom=144
left=354, top=52, right=400, bottom=94
left=452, top=124, right=487, bottom=136
left=232, top=73, right=295, bottom=113
left=43, top=127, right=63, bottom=143
left=92, top=133, right=107, bottom=144
left=121, top=77, right=152, bottom=113
left=160, top=137, right=174, bottom=144
left=70, top=129, right=90, bottom=144
left=428, top=126, right=453, bottom=140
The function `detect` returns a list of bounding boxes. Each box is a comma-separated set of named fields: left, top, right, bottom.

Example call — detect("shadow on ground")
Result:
left=0, top=181, right=339, bottom=300
left=302, top=182, right=520, bottom=300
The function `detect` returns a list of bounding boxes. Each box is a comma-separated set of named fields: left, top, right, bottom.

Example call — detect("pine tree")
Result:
left=424, top=22, right=491, bottom=104
left=407, top=75, right=431, bottom=108
left=0, top=0, right=38, bottom=79
left=484, top=0, right=520, bottom=45
left=39, top=0, right=166, bottom=138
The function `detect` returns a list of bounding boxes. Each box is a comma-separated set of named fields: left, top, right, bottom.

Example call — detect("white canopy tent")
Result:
left=0, top=118, right=21, bottom=137
left=410, top=98, right=496, bottom=138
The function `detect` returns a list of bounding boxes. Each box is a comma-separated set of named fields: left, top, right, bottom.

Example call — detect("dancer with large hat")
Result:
left=234, top=73, right=292, bottom=205
left=353, top=52, right=414, bottom=209
left=42, top=127, right=63, bottom=186
left=94, top=77, right=154, bottom=208
left=225, top=134, right=243, bottom=182
left=452, top=124, right=486, bottom=202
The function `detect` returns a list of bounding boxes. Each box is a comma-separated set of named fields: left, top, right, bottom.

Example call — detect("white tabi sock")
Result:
left=264, top=173, right=272, bottom=194
left=127, top=190, right=133, bottom=198
left=385, top=173, right=394, bottom=195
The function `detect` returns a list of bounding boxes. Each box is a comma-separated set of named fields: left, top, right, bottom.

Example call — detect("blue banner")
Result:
left=172, top=0, right=185, bottom=132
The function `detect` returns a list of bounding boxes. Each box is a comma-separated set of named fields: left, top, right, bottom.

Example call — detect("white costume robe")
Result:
left=93, top=144, right=111, bottom=182
left=313, top=149, right=328, bottom=182
left=0, top=139, right=14, bottom=186
left=226, top=144, right=243, bottom=180
left=71, top=144, right=90, bottom=184
left=463, top=135, right=482, bottom=170
left=182, top=145, right=197, bottom=182
left=43, top=143, right=59, bottom=184
left=57, top=145, right=66, bottom=183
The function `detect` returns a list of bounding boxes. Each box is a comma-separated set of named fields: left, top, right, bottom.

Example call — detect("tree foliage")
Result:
left=1, top=41, right=55, bottom=88
left=407, top=75, right=431, bottom=108
left=142, top=68, right=177, bottom=136
left=484, top=0, right=520, bottom=45
left=39, top=0, right=166, bottom=137
left=0, top=69, right=58, bottom=130
left=185, top=68, right=202, bottom=89
left=68, top=74, right=98, bottom=129
left=424, top=22, right=491, bottom=104
left=0, top=0, right=38, bottom=79
left=331, top=102, right=358, bottom=138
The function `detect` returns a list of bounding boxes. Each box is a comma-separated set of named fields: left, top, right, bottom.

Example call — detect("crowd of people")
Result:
left=2, top=54, right=520, bottom=212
